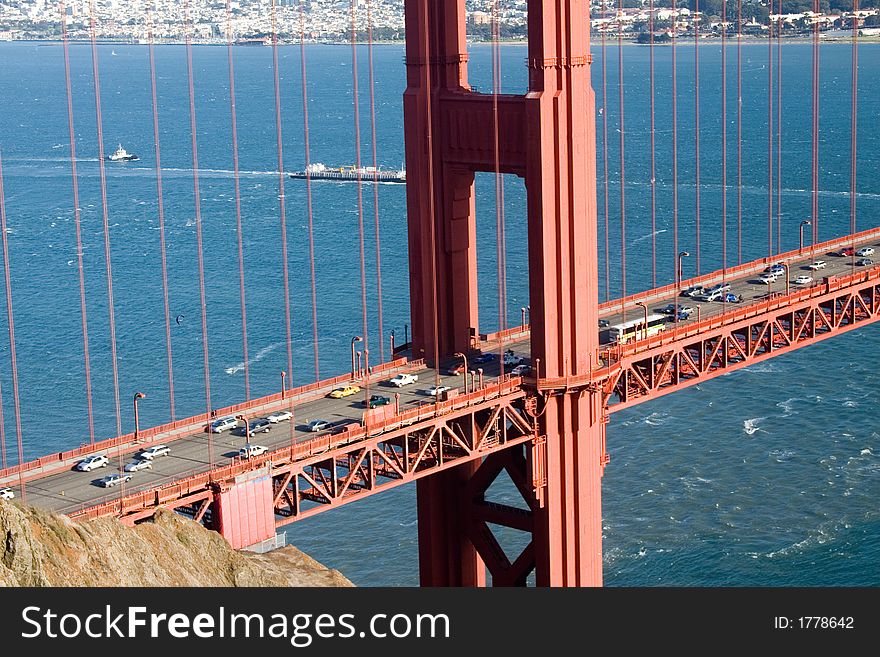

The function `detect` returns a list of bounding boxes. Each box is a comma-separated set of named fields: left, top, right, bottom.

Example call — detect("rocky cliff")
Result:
left=0, top=501, right=352, bottom=587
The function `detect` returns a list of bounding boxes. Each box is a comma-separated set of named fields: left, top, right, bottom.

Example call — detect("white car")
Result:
left=427, top=385, right=451, bottom=397
left=502, top=350, right=523, bottom=366
left=138, top=444, right=170, bottom=459
left=75, top=454, right=109, bottom=472
left=794, top=275, right=813, bottom=285
left=758, top=273, right=778, bottom=285
left=124, top=458, right=153, bottom=473
left=267, top=410, right=293, bottom=424
left=211, top=416, right=238, bottom=433
left=239, top=444, right=268, bottom=459
left=511, top=364, right=532, bottom=376
left=807, top=260, right=827, bottom=270
left=97, top=473, right=132, bottom=488
left=856, top=247, right=874, bottom=257
left=0, top=487, right=14, bottom=500
left=389, top=373, right=418, bottom=387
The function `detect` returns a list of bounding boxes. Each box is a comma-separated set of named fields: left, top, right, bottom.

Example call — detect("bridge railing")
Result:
left=69, top=375, right=525, bottom=521
left=0, top=355, right=422, bottom=485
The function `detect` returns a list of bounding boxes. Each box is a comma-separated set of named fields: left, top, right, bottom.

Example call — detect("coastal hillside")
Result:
left=0, top=501, right=351, bottom=587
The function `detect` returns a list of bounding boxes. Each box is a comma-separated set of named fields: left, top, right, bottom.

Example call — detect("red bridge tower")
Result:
left=404, top=0, right=604, bottom=585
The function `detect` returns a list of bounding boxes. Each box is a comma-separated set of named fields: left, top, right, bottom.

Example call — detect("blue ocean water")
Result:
left=0, top=40, right=877, bottom=585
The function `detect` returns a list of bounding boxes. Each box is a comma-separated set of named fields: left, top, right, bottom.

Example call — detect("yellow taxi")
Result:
left=328, top=385, right=361, bottom=399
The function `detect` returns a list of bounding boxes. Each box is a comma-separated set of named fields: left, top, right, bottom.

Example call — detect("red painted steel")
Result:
left=214, top=468, right=275, bottom=550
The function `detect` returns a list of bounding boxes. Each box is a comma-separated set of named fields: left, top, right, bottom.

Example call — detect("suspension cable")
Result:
left=737, top=0, right=743, bottom=264
left=721, top=0, right=727, bottom=275
left=183, top=0, right=213, bottom=465
left=672, top=1, right=679, bottom=284
left=776, top=6, right=782, bottom=254
left=649, top=0, right=657, bottom=288
left=601, top=8, right=610, bottom=302
left=694, top=0, right=701, bottom=274
left=767, top=2, right=774, bottom=258
left=492, top=0, right=508, bottom=358
left=850, top=1, right=859, bottom=245
left=87, top=0, right=122, bottom=436
left=298, top=1, right=320, bottom=381
left=811, top=0, right=820, bottom=245
left=224, top=0, right=251, bottom=400
left=146, top=3, right=175, bottom=420
left=617, top=0, right=626, bottom=319
left=366, top=0, right=386, bottom=363
left=60, top=0, right=95, bottom=444
left=270, top=0, right=294, bottom=389
left=0, top=152, right=24, bottom=500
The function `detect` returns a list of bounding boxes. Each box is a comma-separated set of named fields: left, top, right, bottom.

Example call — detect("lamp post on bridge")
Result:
left=133, top=392, right=146, bottom=443
left=635, top=302, right=647, bottom=342
left=350, top=335, right=363, bottom=378
left=454, top=352, right=468, bottom=393
left=799, top=220, right=812, bottom=255
left=281, top=371, right=286, bottom=399
left=676, top=251, right=690, bottom=329
left=390, top=330, right=395, bottom=356
left=356, top=351, right=362, bottom=379
left=236, top=414, right=250, bottom=447
left=781, top=263, right=790, bottom=296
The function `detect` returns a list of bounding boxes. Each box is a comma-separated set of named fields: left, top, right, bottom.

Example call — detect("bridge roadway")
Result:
left=1, top=227, right=878, bottom=516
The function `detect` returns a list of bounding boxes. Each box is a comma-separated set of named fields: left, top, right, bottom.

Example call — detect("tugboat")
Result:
left=106, top=144, right=139, bottom=162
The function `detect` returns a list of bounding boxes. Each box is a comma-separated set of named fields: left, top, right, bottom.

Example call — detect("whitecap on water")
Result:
left=742, top=417, right=766, bottom=435
left=644, top=412, right=668, bottom=426
left=769, top=448, right=795, bottom=463
left=859, top=448, right=872, bottom=456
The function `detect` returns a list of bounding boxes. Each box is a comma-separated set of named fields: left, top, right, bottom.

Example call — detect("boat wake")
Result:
left=225, top=342, right=283, bottom=375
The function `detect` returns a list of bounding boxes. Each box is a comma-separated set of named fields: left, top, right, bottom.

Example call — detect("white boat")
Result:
left=106, top=144, right=139, bottom=162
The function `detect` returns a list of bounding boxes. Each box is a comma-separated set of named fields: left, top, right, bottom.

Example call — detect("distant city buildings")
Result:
left=0, top=0, right=876, bottom=42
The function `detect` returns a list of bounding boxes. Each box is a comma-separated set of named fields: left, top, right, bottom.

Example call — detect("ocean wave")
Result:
left=224, top=342, right=283, bottom=375
left=776, top=397, right=802, bottom=416
left=644, top=411, right=668, bottom=427
left=742, top=417, right=766, bottom=436
left=769, top=448, right=796, bottom=463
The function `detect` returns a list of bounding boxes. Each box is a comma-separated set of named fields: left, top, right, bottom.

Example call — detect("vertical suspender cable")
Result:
left=601, top=9, right=610, bottom=302
left=776, top=8, right=782, bottom=255
left=721, top=0, right=727, bottom=276
left=736, top=0, right=743, bottom=264
left=0, top=153, right=25, bottom=500
left=147, top=5, right=175, bottom=420
left=492, top=0, right=508, bottom=349
left=224, top=0, right=251, bottom=400
left=617, top=0, right=626, bottom=317
left=694, top=0, right=700, bottom=274
left=299, top=1, right=320, bottom=381
left=811, top=0, right=820, bottom=245
left=366, top=0, right=386, bottom=362
left=850, top=2, right=859, bottom=245
left=350, top=1, right=370, bottom=355
left=270, top=0, right=294, bottom=388
left=60, top=1, right=95, bottom=444
left=87, top=0, right=122, bottom=437
left=672, top=2, right=679, bottom=284
left=649, top=0, right=657, bottom=288
left=766, top=2, right=774, bottom=258
left=184, top=0, right=213, bottom=465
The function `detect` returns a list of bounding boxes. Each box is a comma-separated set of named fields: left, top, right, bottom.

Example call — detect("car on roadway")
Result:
left=388, top=373, right=418, bottom=387
left=238, top=444, right=268, bottom=459
left=657, top=303, right=694, bottom=316
left=97, top=473, right=132, bottom=488
left=266, top=410, right=293, bottom=424
left=0, top=487, right=14, bottom=500
left=837, top=246, right=855, bottom=257
left=210, top=416, right=238, bottom=434
left=124, top=458, right=153, bottom=473
left=706, top=282, right=733, bottom=293
left=856, top=247, right=875, bottom=257
left=758, top=272, right=779, bottom=285
left=328, top=385, right=361, bottom=399
left=472, top=352, right=497, bottom=364
left=599, top=318, right=610, bottom=328
left=763, top=264, right=786, bottom=276
left=856, top=258, right=873, bottom=266
left=75, top=454, right=109, bottom=472
left=245, top=418, right=272, bottom=435
left=363, top=394, right=391, bottom=408
left=680, top=285, right=705, bottom=298
left=794, top=275, right=813, bottom=285
left=306, top=419, right=330, bottom=432
left=720, top=293, right=742, bottom=303
left=807, top=260, right=827, bottom=270
left=699, top=289, right=724, bottom=302
left=511, top=364, right=532, bottom=376
left=446, top=362, right=466, bottom=375
left=502, top=350, right=523, bottom=366
left=138, top=444, right=170, bottom=460
left=427, top=385, right=451, bottom=397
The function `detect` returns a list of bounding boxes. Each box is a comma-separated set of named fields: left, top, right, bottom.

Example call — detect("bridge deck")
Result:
left=1, top=226, right=879, bottom=519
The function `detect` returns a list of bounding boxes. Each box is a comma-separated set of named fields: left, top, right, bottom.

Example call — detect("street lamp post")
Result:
left=356, top=351, right=362, bottom=379
left=469, top=370, right=476, bottom=393
left=281, top=371, right=286, bottom=399
left=781, top=263, right=790, bottom=295
left=799, top=220, right=812, bottom=254
left=520, top=307, right=526, bottom=328
left=350, top=336, right=363, bottom=378
left=236, top=414, right=250, bottom=445
left=635, top=302, right=648, bottom=341
left=454, top=352, right=468, bottom=393
left=477, top=368, right=484, bottom=389
left=676, top=251, right=690, bottom=328
left=133, top=392, right=146, bottom=442
left=390, top=330, right=395, bottom=355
